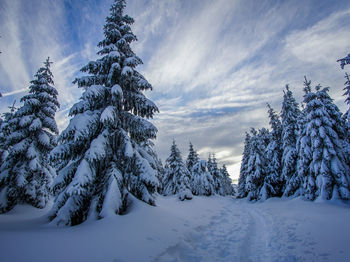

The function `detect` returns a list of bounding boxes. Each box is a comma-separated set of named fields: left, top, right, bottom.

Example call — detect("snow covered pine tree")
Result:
left=245, top=128, right=269, bottom=201
left=284, top=78, right=313, bottom=198
left=341, top=73, right=350, bottom=131
left=163, top=140, right=193, bottom=201
left=0, top=101, right=17, bottom=167
left=238, top=132, right=251, bottom=198
left=281, top=85, right=301, bottom=197
left=208, top=154, right=225, bottom=195
left=220, top=164, right=234, bottom=195
left=49, top=0, right=159, bottom=226
left=191, top=160, right=216, bottom=196
left=338, top=54, right=350, bottom=132
left=186, top=142, right=199, bottom=171
left=0, top=58, right=59, bottom=213
left=259, top=104, right=283, bottom=200
left=299, top=79, right=350, bottom=200
left=186, top=142, right=214, bottom=196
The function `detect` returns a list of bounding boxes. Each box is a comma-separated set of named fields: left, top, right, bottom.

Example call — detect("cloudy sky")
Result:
left=1, top=0, right=350, bottom=180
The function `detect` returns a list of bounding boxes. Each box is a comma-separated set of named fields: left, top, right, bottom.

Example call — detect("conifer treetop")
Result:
left=266, top=103, right=282, bottom=137
left=303, top=76, right=312, bottom=95
left=186, top=141, right=199, bottom=171
left=166, top=140, right=182, bottom=165
left=337, top=53, right=350, bottom=69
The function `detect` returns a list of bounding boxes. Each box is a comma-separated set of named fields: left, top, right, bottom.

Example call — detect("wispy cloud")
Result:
left=284, top=9, right=350, bottom=66
left=0, top=0, right=30, bottom=94
left=1, top=0, right=350, bottom=180
left=146, top=1, right=350, bottom=179
left=1, top=88, right=27, bottom=97
left=0, top=0, right=106, bottom=129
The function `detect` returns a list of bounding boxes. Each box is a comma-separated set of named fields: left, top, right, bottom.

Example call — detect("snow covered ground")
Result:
left=0, top=196, right=349, bottom=262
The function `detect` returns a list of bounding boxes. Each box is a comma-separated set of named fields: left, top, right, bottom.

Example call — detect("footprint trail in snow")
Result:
left=153, top=198, right=327, bottom=262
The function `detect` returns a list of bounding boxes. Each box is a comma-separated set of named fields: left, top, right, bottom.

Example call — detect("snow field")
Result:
left=153, top=198, right=350, bottom=262
left=0, top=196, right=349, bottom=262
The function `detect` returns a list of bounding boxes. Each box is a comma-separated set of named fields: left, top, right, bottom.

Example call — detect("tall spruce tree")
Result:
left=313, top=85, right=350, bottom=199
left=338, top=53, right=350, bottom=132
left=245, top=128, right=269, bottom=200
left=220, top=164, right=234, bottom=195
left=238, top=132, right=251, bottom=198
left=0, top=117, right=2, bottom=164
left=319, top=82, right=349, bottom=166
left=299, top=80, right=350, bottom=200
left=154, top=156, right=165, bottom=194
left=191, top=160, right=215, bottom=196
left=163, top=140, right=193, bottom=200
left=208, top=154, right=225, bottom=195
left=281, top=85, right=301, bottom=197
left=49, top=0, right=159, bottom=226
left=140, top=139, right=164, bottom=194
left=342, top=73, right=350, bottom=131
left=0, top=101, right=17, bottom=166
left=0, top=58, right=59, bottom=213
left=259, top=104, right=283, bottom=200
left=186, top=142, right=199, bottom=171
left=338, top=54, right=350, bottom=166
left=285, top=77, right=313, bottom=198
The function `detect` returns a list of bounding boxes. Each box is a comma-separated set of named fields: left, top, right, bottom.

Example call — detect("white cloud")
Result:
left=149, top=2, right=350, bottom=180
left=142, top=0, right=240, bottom=92
left=141, top=0, right=305, bottom=97
left=1, top=0, right=350, bottom=181
left=129, top=0, right=182, bottom=55
left=0, top=0, right=98, bottom=131
left=1, top=88, right=27, bottom=97
left=285, top=9, right=350, bottom=66
left=0, top=0, right=30, bottom=94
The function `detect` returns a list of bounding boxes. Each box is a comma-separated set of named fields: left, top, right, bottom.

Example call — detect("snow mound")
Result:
left=0, top=197, right=350, bottom=262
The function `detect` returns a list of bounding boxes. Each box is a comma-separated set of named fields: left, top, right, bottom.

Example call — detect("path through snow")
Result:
left=153, top=198, right=349, bottom=262
left=0, top=196, right=349, bottom=262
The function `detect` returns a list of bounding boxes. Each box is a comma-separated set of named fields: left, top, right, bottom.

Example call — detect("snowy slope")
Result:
left=0, top=196, right=349, bottom=262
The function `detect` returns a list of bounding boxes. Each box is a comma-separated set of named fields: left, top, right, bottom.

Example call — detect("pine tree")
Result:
left=163, top=140, right=192, bottom=200
left=0, top=117, right=2, bottom=162
left=338, top=53, right=350, bottom=132
left=301, top=86, right=325, bottom=200
left=342, top=73, right=350, bottom=131
left=281, top=85, right=301, bottom=197
left=313, top=85, right=350, bottom=199
left=191, top=160, right=215, bottom=196
left=298, top=79, right=350, bottom=200
left=220, top=164, right=234, bottom=195
left=285, top=77, right=312, bottom=198
left=186, top=142, right=199, bottom=171
left=338, top=54, right=350, bottom=165
left=259, top=104, right=283, bottom=200
left=238, top=132, right=251, bottom=198
left=0, top=101, right=17, bottom=166
left=208, top=154, right=225, bottom=195
left=245, top=128, right=269, bottom=200
left=140, top=140, right=164, bottom=194
left=49, top=0, right=159, bottom=226
left=154, top=156, right=165, bottom=194
left=0, top=58, right=59, bottom=213
left=207, top=154, right=213, bottom=175
left=319, top=82, right=349, bottom=166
